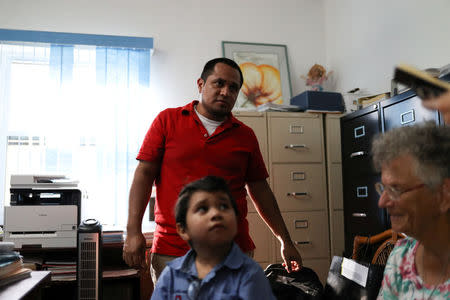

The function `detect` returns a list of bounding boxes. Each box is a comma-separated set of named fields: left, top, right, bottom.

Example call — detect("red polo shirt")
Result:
left=137, top=101, right=269, bottom=256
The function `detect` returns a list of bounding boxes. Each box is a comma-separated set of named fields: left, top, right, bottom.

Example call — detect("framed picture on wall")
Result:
left=222, top=41, right=292, bottom=110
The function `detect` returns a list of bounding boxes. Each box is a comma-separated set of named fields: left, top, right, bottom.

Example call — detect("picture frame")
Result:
left=222, top=41, right=292, bottom=110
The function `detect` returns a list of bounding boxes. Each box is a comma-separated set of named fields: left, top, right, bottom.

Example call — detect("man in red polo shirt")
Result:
left=123, top=58, right=302, bottom=285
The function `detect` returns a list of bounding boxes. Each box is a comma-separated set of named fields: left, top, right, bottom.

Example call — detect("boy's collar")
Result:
left=221, top=242, right=245, bottom=270
left=168, top=242, right=244, bottom=276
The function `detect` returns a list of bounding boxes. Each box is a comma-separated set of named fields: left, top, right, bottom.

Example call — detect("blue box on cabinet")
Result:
left=290, top=91, right=345, bottom=112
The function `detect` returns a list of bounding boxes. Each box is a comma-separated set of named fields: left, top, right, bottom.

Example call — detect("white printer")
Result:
left=3, top=175, right=81, bottom=249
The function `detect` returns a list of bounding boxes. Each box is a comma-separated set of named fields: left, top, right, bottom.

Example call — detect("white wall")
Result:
left=324, top=0, right=450, bottom=109
left=0, top=0, right=326, bottom=112
left=2, top=0, right=448, bottom=112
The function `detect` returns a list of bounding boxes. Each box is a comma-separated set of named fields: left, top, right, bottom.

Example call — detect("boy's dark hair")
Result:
left=200, top=57, right=244, bottom=87
left=175, top=176, right=238, bottom=229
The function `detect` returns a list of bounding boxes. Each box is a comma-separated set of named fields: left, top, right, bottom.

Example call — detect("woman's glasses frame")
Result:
left=375, top=182, right=425, bottom=201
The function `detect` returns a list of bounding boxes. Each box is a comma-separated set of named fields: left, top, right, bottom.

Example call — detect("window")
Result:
left=0, top=29, right=155, bottom=227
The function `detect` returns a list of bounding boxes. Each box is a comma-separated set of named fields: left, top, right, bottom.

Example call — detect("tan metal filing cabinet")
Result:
left=234, top=111, right=332, bottom=284
left=325, top=114, right=345, bottom=258
left=233, top=111, right=273, bottom=269
left=268, top=112, right=330, bottom=285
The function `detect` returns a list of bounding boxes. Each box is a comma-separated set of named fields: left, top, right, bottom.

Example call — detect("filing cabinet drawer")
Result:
left=343, top=174, right=388, bottom=256
left=341, top=110, right=379, bottom=175
left=269, top=115, right=323, bottom=163
left=248, top=212, right=272, bottom=265
left=329, top=163, right=343, bottom=210
left=344, top=210, right=388, bottom=258
left=343, top=174, right=380, bottom=213
left=272, top=163, right=327, bottom=211
left=382, top=94, right=437, bottom=131
left=275, top=211, right=330, bottom=260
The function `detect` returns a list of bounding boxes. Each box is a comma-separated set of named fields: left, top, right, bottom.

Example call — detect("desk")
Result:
left=18, top=242, right=152, bottom=300
left=0, top=271, right=51, bottom=300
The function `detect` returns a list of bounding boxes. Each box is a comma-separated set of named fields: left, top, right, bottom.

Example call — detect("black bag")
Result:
left=264, top=263, right=324, bottom=300
left=323, top=256, right=385, bottom=300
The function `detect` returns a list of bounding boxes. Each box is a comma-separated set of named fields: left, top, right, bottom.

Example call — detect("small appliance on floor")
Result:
left=77, top=218, right=103, bottom=300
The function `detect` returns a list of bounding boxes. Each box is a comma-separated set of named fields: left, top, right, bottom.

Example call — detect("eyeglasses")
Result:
left=187, top=279, right=201, bottom=300
left=375, top=182, right=425, bottom=201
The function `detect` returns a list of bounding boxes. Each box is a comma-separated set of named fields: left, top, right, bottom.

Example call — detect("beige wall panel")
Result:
left=325, top=115, right=342, bottom=163
left=329, top=163, right=343, bottom=210
left=247, top=212, right=272, bottom=266
left=235, top=112, right=269, bottom=214
left=233, top=112, right=268, bottom=166
left=331, top=210, right=345, bottom=257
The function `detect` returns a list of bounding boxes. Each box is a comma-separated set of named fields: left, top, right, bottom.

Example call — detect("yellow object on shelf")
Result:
left=358, top=93, right=390, bottom=108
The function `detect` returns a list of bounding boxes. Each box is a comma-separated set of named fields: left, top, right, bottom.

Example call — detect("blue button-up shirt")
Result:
left=151, top=243, right=276, bottom=300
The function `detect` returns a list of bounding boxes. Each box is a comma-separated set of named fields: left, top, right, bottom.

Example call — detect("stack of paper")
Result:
left=103, top=225, right=125, bottom=244
left=43, top=260, right=76, bottom=281
left=0, top=242, right=31, bottom=287
left=256, top=102, right=302, bottom=112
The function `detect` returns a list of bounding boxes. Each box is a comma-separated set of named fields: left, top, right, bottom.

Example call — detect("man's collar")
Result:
left=180, top=101, right=198, bottom=115
left=181, top=100, right=240, bottom=127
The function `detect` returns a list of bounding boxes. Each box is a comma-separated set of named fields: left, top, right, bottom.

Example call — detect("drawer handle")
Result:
left=284, top=144, right=307, bottom=149
left=350, top=151, right=366, bottom=158
left=352, top=213, right=367, bottom=218
left=287, top=192, right=308, bottom=196
left=294, top=241, right=311, bottom=245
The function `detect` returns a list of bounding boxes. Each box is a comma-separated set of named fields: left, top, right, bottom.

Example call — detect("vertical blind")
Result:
left=0, top=29, right=154, bottom=226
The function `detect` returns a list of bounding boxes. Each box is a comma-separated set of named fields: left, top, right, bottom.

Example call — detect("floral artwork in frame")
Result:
left=222, top=41, right=292, bottom=110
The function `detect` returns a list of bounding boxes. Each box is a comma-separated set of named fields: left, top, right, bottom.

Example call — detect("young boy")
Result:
left=151, top=176, right=276, bottom=300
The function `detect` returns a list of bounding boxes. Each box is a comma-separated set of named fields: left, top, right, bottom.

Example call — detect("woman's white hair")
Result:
left=372, top=121, right=450, bottom=189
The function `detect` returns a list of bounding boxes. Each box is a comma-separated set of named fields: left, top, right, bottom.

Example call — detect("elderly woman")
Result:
left=371, top=122, right=450, bottom=299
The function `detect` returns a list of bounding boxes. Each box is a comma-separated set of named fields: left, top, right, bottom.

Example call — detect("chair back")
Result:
left=352, top=229, right=405, bottom=265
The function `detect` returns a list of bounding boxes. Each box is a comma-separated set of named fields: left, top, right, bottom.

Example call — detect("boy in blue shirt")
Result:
left=151, top=175, right=276, bottom=300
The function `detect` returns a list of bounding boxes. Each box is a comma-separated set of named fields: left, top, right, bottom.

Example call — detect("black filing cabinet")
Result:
left=341, top=104, right=387, bottom=257
left=340, top=75, right=446, bottom=256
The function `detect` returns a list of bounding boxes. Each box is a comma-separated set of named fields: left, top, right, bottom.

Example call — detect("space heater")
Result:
left=77, top=218, right=103, bottom=300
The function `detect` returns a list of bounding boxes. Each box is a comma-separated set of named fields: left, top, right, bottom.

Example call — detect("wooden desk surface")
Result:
left=0, top=271, right=51, bottom=300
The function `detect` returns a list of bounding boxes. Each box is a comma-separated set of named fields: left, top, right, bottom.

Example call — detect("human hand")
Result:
left=280, top=240, right=303, bottom=273
left=422, top=91, right=450, bottom=124
left=122, top=232, right=148, bottom=270
left=282, top=260, right=301, bottom=272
